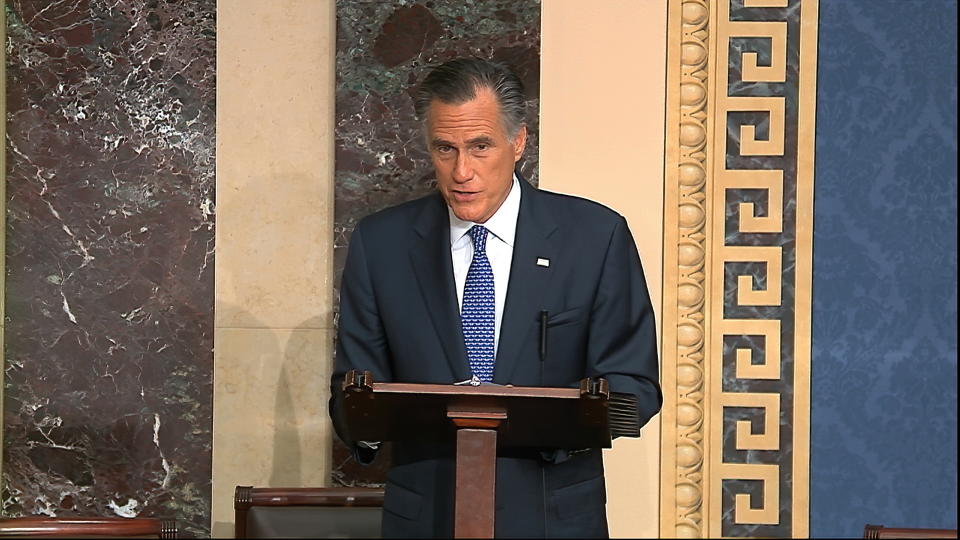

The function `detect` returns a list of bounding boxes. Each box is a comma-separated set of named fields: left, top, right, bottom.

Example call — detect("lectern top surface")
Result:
left=370, top=382, right=582, bottom=399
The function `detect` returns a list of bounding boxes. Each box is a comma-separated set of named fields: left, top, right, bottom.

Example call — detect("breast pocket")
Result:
left=535, top=307, right=589, bottom=385
left=545, top=307, right=583, bottom=328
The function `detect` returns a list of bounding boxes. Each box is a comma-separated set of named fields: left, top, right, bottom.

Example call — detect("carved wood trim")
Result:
left=661, top=0, right=712, bottom=537
left=0, top=517, right=177, bottom=538
left=662, top=0, right=816, bottom=537
left=233, top=486, right=385, bottom=538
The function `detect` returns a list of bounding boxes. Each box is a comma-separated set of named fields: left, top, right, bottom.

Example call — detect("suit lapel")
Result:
left=494, top=178, right=559, bottom=384
left=409, top=194, right=472, bottom=382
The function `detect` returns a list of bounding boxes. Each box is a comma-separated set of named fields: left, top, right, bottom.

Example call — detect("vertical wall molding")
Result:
left=661, top=0, right=817, bottom=536
left=660, top=0, right=711, bottom=537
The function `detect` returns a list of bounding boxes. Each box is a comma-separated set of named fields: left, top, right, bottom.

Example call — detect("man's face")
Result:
left=427, top=88, right=527, bottom=224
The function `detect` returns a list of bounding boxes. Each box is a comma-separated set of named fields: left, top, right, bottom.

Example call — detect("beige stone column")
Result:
left=212, top=1, right=336, bottom=536
left=540, top=1, right=668, bottom=537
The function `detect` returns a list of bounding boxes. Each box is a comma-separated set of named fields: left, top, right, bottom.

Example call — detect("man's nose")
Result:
left=452, top=153, right=474, bottom=182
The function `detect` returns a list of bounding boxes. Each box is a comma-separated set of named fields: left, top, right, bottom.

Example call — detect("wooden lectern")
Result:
left=339, top=370, right=615, bottom=538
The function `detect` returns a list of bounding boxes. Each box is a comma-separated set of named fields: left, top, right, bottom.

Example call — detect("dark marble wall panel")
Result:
left=3, top=1, right=215, bottom=535
left=333, top=0, right=540, bottom=486
left=811, top=0, right=957, bottom=536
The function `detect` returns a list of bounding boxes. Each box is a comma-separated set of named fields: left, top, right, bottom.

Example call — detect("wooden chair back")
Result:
left=235, top=486, right=384, bottom=538
left=865, top=524, right=958, bottom=538
left=0, top=517, right=176, bottom=538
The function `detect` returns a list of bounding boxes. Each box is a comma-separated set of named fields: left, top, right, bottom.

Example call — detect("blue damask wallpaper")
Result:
left=811, top=0, right=957, bottom=536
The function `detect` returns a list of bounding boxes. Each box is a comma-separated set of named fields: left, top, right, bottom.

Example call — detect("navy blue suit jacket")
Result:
left=330, top=177, right=661, bottom=538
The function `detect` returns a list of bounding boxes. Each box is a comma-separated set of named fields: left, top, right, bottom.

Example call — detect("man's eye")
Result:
left=436, top=145, right=453, bottom=153
left=475, top=144, right=489, bottom=151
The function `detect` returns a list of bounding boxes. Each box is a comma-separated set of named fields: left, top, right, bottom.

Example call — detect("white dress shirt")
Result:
left=449, top=176, right=521, bottom=356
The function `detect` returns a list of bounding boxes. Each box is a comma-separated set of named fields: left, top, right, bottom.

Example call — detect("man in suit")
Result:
left=330, top=58, right=661, bottom=538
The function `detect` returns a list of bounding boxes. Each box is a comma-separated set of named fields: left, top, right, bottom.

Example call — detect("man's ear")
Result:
left=512, top=124, right=528, bottom=162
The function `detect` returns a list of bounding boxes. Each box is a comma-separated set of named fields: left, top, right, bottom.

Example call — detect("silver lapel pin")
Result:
left=536, top=257, right=550, bottom=267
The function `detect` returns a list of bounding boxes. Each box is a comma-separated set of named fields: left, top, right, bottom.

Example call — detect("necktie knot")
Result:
left=469, top=225, right=488, bottom=251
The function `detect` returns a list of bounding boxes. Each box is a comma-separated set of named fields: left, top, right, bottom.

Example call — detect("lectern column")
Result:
left=448, top=406, right=507, bottom=538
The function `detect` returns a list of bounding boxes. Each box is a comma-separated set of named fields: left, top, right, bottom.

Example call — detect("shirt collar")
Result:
left=448, top=174, right=521, bottom=247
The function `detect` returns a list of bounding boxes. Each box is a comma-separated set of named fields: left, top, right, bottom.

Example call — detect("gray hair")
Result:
left=414, top=57, right=527, bottom=139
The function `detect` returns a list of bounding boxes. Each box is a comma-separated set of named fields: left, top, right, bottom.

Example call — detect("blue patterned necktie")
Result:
left=461, top=225, right=496, bottom=382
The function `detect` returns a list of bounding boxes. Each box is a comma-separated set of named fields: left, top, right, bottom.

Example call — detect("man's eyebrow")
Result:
left=430, top=137, right=454, bottom=147
left=466, top=135, right=495, bottom=145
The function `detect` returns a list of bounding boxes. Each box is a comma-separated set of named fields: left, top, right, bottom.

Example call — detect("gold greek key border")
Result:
left=661, top=0, right=816, bottom=537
